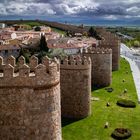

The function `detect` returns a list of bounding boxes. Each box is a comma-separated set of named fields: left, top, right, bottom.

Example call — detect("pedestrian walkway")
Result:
left=122, top=56, right=140, bottom=103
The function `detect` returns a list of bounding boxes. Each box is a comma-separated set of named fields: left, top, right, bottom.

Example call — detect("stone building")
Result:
left=13, top=24, right=31, bottom=31
left=96, top=28, right=120, bottom=71
left=47, top=37, right=97, bottom=55
left=0, top=56, right=61, bottom=140
left=0, top=23, right=6, bottom=28
left=83, top=47, right=112, bottom=88
left=60, top=55, right=91, bottom=119
left=0, top=44, right=21, bottom=58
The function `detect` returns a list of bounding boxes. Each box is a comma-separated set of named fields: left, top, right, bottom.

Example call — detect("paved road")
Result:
left=121, top=43, right=140, bottom=103
left=121, top=43, right=140, bottom=61
left=117, top=32, right=134, bottom=40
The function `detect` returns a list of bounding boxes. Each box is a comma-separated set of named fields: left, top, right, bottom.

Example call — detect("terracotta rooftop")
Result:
left=9, top=39, right=22, bottom=45
left=47, top=37, right=97, bottom=49
left=0, top=39, right=21, bottom=51
left=0, top=31, right=12, bottom=40
left=21, top=37, right=40, bottom=49
left=0, top=44, right=20, bottom=51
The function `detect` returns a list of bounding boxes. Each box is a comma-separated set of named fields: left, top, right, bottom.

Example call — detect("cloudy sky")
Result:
left=0, top=0, right=140, bottom=24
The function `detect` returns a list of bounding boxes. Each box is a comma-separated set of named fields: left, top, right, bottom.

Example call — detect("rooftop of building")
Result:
left=0, top=31, right=13, bottom=40
left=0, top=44, right=20, bottom=51
left=47, top=37, right=97, bottom=49
left=0, top=39, right=21, bottom=51
left=21, top=37, right=40, bottom=49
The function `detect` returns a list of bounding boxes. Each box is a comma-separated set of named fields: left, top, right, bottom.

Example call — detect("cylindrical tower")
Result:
left=60, top=55, right=91, bottom=119
left=98, top=31, right=120, bottom=71
left=83, top=47, right=112, bottom=88
left=0, top=56, right=61, bottom=140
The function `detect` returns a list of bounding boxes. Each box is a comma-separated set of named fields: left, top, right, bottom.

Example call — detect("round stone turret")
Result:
left=0, top=55, right=61, bottom=140
left=60, top=55, right=91, bottom=119
left=83, top=47, right=112, bottom=88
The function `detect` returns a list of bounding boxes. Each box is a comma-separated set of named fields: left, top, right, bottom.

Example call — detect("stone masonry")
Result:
left=0, top=56, right=61, bottom=140
left=60, top=55, right=91, bottom=119
left=96, top=27, right=120, bottom=71
left=83, top=47, right=112, bottom=88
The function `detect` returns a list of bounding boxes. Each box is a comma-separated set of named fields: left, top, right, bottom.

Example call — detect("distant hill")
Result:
left=58, top=19, right=140, bottom=27
left=1, top=19, right=140, bottom=27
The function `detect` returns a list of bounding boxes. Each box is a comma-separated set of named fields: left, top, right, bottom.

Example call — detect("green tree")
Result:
left=34, top=26, right=41, bottom=31
left=133, top=40, right=140, bottom=47
left=18, top=48, right=30, bottom=63
left=37, top=51, right=47, bottom=63
left=88, top=27, right=97, bottom=37
left=66, top=30, right=70, bottom=37
left=83, top=32, right=88, bottom=37
left=39, top=34, right=49, bottom=52
left=88, top=27, right=101, bottom=40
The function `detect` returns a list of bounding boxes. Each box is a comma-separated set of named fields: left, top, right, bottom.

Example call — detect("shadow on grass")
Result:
left=62, top=118, right=81, bottom=127
left=92, top=85, right=106, bottom=91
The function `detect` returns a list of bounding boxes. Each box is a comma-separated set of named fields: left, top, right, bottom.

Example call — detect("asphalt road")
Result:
left=121, top=43, right=140, bottom=103
left=121, top=43, right=140, bottom=66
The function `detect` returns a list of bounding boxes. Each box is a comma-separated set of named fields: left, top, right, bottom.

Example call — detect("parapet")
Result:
left=98, top=39, right=120, bottom=46
left=60, top=55, right=91, bottom=119
left=83, top=47, right=112, bottom=54
left=60, top=55, right=91, bottom=70
left=0, top=55, right=60, bottom=88
left=99, top=31, right=120, bottom=44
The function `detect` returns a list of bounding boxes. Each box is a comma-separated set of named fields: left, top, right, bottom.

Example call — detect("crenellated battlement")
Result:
left=99, top=30, right=120, bottom=40
left=60, top=55, right=91, bottom=70
left=0, top=55, right=60, bottom=88
left=60, top=54, right=91, bottom=119
left=105, top=32, right=119, bottom=40
left=96, top=28, right=120, bottom=44
left=97, top=30, right=120, bottom=71
left=83, top=47, right=112, bottom=87
left=83, top=47, right=112, bottom=54
left=0, top=55, right=61, bottom=140
left=98, top=39, right=120, bottom=46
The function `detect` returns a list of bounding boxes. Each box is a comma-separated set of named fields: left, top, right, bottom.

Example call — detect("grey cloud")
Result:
left=0, top=0, right=140, bottom=20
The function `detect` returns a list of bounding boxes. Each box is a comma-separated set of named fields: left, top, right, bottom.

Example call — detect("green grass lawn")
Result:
left=62, top=58, right=140, bottom=140
left=52, top=27, right=66, bottom=35
left=17, top=21, right=67, bottom=35
left=19, top=21, right=44, bottom=27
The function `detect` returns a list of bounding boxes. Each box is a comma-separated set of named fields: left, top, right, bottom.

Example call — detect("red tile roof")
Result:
left=0, top=44, right=20, bottom=51
left=0, top=39, right=21, bottom=50
left=47, top=37, right=97, bottom=49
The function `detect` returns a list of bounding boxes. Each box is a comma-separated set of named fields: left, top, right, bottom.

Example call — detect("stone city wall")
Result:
left=0, top=56, right=61, bottom=140
left=96, top=28, right=120, bottom=71
left=83, top=47, right=112, bottom=88
left=60, top=55, right=91, bottom=119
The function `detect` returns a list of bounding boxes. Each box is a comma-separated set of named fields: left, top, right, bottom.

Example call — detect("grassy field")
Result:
left=18, top=21, right=44, bottom=27
left=62, top=58, right=140, bottom=140
left=16, top=21, right=67, bottom=35
left=51, top=27, right=66, bottom=35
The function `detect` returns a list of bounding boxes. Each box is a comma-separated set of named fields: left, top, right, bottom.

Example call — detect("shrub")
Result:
left=105, top=87, right=114, bottom=93
left=17, top=48, right=30, bottom=63
left=111, top=128, right=132, bottom=139
left=117, top=99, right=136, bottom=108
left=133, top=40, right=140, bottom=47
left=37, top=51, right=47, bottom=63
left=34, top=26, right=41, bottom=31
left=39, top=34, right=49, bottom=52
left=123, top=89, right=128, bottom=93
